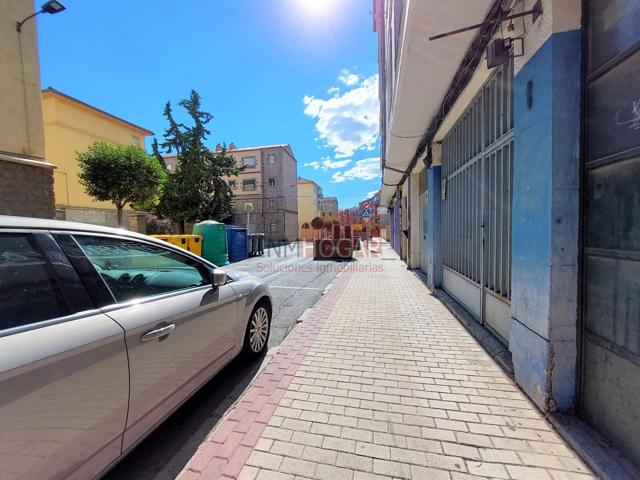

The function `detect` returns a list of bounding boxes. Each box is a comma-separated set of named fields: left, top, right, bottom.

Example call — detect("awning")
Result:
left=381, top=0, right=494, bottom=205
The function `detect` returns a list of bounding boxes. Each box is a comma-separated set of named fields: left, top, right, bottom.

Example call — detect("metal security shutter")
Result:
left=582, top=0, right=640, bottom=464
left=441, top=60, right=513, bottom=343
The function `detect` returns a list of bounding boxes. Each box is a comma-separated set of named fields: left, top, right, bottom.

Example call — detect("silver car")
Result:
left=0, top=216, right=272, bottom=480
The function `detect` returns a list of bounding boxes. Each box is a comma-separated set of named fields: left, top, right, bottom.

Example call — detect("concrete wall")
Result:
left=0, top=1, right=55, bottom=219
left=0, top=161, right=55, bottom=218
left=426, top=166, right=442, bottom=290
left=409, top=171, right=420, bottom=268
left=509, top=1, right=582, bottom=412
left=0, top=1, right=46, bottom=159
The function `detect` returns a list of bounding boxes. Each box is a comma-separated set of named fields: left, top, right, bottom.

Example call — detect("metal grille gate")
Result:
left=441, top=60, right=513, bottom=342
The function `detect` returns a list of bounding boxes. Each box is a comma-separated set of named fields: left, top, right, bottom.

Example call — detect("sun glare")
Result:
left=295, top=0, right=337, bottom=16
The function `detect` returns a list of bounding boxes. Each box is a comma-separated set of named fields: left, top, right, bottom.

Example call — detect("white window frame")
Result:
left=243, top=156, right=257, bottom=168
left=243, top=179, right=256, bottom=191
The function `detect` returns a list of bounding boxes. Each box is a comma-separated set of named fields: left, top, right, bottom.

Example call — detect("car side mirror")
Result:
left=210, top=268, right=227, bottom=288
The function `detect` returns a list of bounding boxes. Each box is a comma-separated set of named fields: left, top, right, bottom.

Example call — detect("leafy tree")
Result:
left=155, top=90, right=241, bottom=233
left=77, top=141, right=166, bottom=227
left=311, top=217, right=324, bottom=230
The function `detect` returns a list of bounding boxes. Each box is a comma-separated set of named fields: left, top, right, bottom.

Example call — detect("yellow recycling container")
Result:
left=150, top=235, right=203, bottom=256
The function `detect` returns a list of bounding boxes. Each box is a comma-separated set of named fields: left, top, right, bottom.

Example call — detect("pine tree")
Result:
left=155, top=90, right=242, bottom=233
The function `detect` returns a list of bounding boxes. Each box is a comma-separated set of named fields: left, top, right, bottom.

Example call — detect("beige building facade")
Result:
left=165, top=144, right=299, bottom=242
left=296, top=177, right=322, bottom=227
left=319, top=196, right=338, bottom=218
left=42, top=88, right=153, bottom=231
left=226, top=144, right=298, bottom=242
left=0, top=1, right=56, bottom=218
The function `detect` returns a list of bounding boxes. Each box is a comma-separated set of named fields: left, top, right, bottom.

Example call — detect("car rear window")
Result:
left=0, top=234, right=70, bottom=330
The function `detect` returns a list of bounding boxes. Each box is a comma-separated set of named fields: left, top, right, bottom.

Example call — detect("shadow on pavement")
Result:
left=103, top=354, right=266, bottom=480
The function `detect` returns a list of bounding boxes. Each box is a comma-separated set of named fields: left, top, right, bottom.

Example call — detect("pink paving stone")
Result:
left=227, top=404, right=249, bottom=422
left=215, top=431, right=245, bottom=459
left=255, top=402, right=278, bottom=424
left=267, top=388, right=287, bottom=405
left=177, top=469, right=201, bottom=480
left=247, top=394, right=270, bottom=413
left=201, top=457, right=228, bottom=478
left=222, top=445, right=254, bottom=478
left=277, top=375, right=295, bottom=389
left=241, top=422, right=267, bottom=447
left=235, top=410, right=259, bottom=433
left=209, top=420, right=239, bottom=444
left=188, top=442, right=223, bottom=473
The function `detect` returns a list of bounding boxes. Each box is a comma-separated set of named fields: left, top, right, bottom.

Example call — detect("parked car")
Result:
left=0, top=216, right=272, bottom=480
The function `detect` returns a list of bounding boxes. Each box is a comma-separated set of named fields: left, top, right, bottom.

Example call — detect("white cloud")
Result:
left=304, top=161, right=321, bottom=170
left=338, top=68, right=360, bottom=86
left=327, top=86, right=340, bottom=95
left=303, top=73, right=379, bottom=158
left=331, top=157, right=381, bottom=183
left=305, top=157, right=352, bottom=171
left=367, top=190, right=379, bottom=198
left=321, top=157, right=351, bottom=170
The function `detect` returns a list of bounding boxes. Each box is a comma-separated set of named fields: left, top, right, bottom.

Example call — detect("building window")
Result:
left=228, top=180, right=236, bottom=189
left=267, top=154, right=276, bottom=165
left=270, top=223, right=279, bottom=232
left=243, top=179, right=256, bottom=191
left=268, top=177, right=276, bottom=187
left=243, top=157, right=256, bottom=168
left=131, top=135, right=141, bottom=147
left=268, top=199, right=277, bottom=211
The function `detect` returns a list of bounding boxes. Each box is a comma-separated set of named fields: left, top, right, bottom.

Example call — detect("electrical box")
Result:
left=486, top=38, right=509, bottom=68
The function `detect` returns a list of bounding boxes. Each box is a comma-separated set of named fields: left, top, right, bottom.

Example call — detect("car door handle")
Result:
left=140, top=324, right=176, bottom=342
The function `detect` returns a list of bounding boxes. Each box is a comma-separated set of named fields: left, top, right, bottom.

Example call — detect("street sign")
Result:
left=361, top=208, right=371, bottom=217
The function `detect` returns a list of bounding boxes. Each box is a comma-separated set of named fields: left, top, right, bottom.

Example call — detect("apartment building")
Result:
left=42, top=88, right=153, bottom=231
left=164, top=144, right=298, bottom=241
left=0, top=2, right=55, bottom=218
left=297, top=177, right=322, bottom=227
left=375, top=0, right=640, bottom=466
left=318, top=196, right=338, bottom=218
left=225, top=144, right=298, bottom=242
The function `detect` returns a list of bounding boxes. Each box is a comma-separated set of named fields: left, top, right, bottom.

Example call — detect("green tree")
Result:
left=155, top=90, right=241, bottom=233
left=77, top=140, right=167, bottom=227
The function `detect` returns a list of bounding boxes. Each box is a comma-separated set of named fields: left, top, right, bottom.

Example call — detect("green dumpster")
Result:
left=193, top=221, right=229, bottom=266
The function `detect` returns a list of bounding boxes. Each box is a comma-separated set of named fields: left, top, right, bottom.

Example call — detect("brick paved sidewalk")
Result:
left=178, top=246, right=594, bottom=480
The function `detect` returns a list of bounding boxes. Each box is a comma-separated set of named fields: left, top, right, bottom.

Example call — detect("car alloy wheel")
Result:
left=249, top=306, right=269, bottom=353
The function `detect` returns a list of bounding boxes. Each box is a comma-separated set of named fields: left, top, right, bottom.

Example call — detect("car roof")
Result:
left=0, top=215, right=152, bottom=241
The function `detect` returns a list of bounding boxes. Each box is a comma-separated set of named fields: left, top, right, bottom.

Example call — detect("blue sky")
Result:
left=37, top=0, right=381, bottom=208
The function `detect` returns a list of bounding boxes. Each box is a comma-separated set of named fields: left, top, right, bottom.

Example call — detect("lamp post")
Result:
left=17, top=1, right=66, bottom=32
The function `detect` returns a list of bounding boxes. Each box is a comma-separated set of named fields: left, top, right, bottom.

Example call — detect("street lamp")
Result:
left=17, top=1, right=66, bottom=32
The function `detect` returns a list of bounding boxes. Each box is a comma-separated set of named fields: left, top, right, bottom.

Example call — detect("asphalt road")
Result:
left=103, top=242, right=344, bottom=480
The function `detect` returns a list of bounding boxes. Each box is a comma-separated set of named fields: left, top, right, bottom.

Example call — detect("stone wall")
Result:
left=0, top=161, right=55, bottom=218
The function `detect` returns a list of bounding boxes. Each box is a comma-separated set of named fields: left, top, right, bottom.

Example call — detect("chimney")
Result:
left=229, top=142, right=236, bottom=150
left=215, top=143, right=223, bottom=151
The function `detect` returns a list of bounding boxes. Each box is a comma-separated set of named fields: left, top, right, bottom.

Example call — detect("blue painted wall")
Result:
left=510, top=29, right=582, bottom=412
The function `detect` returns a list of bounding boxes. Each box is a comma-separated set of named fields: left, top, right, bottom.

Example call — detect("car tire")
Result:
left=242, top=301, right=271, bottom=358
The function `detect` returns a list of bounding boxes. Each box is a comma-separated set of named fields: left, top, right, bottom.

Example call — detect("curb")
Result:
left=177, top=266, right=355, bottom=479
